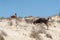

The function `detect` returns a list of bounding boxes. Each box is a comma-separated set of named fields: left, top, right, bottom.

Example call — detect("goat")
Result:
left=11, top=13, right=17, bottom=19
left=33, top=18, right=49, bottom=29
left=11, top=16, right=17, bottom=18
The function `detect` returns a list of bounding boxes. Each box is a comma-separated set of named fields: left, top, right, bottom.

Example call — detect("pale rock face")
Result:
left=0, top=15, right=60, bottom=40
left=49, top=15, right=60, bottom=21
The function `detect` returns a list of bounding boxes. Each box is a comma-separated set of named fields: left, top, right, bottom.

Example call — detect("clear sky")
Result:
left=0, top=0, right=60, bottom=17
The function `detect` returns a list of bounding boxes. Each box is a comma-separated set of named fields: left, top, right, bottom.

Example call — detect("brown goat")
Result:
left=11, top=13, right=17, bottom=19
left=11, top=16, right=16, bottom=18
left=33, top=18, right=49, bottom=29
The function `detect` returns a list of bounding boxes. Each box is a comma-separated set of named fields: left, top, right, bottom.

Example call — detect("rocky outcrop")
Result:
left=0, top=14, right=60, bottom=40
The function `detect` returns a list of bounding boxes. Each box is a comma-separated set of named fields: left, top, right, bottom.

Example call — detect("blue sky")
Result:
left=0, top=0, right=60, bottom=17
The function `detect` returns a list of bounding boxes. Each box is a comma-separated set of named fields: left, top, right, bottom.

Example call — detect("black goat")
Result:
left=33, top=18, right=49, bottom=29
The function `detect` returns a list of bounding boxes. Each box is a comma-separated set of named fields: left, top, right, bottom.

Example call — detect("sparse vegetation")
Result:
left=57, top=21, right=60, bottom=23
left=9, top=21, right=13, bottom=26
left=0, top=35, right=4, bottom=40
left=25, top=19, right=33, bottom=23
left=54, top=26, right=56, bottom=27
left=30, top=31, right=42, bottom=40
left=58, top=13, right=60, bottom=17
left=46, top=34, right=52, bottom=39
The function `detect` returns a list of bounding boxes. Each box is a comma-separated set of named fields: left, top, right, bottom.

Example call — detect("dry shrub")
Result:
left=30, top=30, right=43, bottom=40
left=46, top=34, right=52, bottom=39
left=0, top=35, right=4, bottom=40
